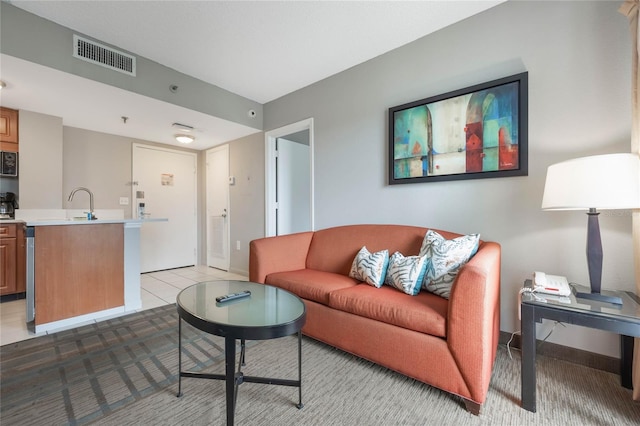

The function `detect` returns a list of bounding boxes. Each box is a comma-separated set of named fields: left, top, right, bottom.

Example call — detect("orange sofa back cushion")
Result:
left=305, top=224, right=465, bottom=275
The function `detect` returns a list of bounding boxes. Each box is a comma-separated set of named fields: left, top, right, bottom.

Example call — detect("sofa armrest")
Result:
left=249, top=232, right=314, bottom=283
left=447, top=241, right=501, bottom=404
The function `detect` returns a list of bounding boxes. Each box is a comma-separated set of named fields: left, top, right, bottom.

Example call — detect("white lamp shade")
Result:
left=541, top=153, right=640, bottom=210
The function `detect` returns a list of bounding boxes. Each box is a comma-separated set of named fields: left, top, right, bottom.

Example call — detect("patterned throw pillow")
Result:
left=384, top=251, right=427, bottom=296
left=419, top=230, right=480, bottom=299
left=349, top=246, right=389, bottom=288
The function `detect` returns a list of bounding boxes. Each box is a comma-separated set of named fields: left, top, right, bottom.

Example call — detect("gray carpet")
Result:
left=1, top=305, right=639, bottom=425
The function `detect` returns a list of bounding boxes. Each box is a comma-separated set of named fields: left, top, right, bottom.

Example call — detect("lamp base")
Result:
left=575, top=289, right=623, bottom=305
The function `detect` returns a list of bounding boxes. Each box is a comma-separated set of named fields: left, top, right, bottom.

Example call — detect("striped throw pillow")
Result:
left=384, top=251, right=427, bottom=296
left=419, top=230, right=480, bottom=299
left=349, top=246, right=389, bottom=288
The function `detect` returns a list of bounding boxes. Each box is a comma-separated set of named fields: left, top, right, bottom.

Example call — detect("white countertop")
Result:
left=0, top=219, right=23, bottom=224
left=23, top=218, right=167, bottom=226
left=14, top=209, right=167, bottom=226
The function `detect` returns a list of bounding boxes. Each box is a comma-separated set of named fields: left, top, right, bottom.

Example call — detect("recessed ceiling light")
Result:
left=175, top=134, right=195, bottom=144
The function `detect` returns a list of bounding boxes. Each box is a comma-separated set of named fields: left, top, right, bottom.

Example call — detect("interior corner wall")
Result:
left=227, top=133, right=265, bottom=276
left=263, top=0, right=633, bottom=358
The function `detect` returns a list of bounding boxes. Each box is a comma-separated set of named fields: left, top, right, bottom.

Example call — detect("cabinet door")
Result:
left=0, top=106, right=19, bottom=150
left=0, top=237, right=17, bottom=295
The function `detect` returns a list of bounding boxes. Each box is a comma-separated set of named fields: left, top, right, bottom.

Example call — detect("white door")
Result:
left=132, top=144, right=197, bottom=273
left=277, top=138, right=311, bottom=235
left=206, top=145, right=230, bottom=270
left=265, top=118, right=314, bottom=237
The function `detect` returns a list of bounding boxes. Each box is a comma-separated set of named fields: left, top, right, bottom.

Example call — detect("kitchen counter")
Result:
left=0, top=219, right=23, bottom=224
left=15, top=208, right=165, bottom=224
left=24, top=218, right=166, bottom=226
left=17, top=209, right=168, bottom=334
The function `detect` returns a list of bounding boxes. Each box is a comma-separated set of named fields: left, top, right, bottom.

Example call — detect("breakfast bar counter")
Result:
left=16, top=209, right=167, bottom=333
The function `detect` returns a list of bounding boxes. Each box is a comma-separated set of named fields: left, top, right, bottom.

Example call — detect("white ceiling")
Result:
left=1, top=0, right=505, bottom=150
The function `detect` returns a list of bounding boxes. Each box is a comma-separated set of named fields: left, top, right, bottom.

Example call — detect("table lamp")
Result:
left=541, top=153, right=640, bottom=304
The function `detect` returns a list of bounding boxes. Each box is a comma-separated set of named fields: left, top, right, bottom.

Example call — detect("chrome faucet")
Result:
left=68, top=187, right=97, bottom=220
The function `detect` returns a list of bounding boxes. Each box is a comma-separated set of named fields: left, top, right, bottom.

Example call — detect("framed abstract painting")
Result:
left=388, top=72, right=528, bottom=184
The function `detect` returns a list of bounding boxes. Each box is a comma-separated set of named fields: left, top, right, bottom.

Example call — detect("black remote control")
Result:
left=216, top=290, right=251, bottom=303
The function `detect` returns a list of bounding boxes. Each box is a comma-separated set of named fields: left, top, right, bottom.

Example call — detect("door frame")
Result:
left=264, top=118, right=314, bottom=237
left=206, top=144, right=230, bottom=271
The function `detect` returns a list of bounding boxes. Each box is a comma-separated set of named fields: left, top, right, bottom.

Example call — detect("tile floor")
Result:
left=0, top=265, right=247, bottom=346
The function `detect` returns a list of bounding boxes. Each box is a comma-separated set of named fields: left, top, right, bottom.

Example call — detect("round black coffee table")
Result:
left=176, top=280, right=306, bottom=426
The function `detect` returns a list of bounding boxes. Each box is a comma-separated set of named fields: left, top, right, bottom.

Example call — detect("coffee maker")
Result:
left=0, top=192, right=18, bottom=219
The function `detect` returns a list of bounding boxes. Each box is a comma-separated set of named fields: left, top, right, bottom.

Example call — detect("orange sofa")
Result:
left=249, top=224, right=501, bottom=414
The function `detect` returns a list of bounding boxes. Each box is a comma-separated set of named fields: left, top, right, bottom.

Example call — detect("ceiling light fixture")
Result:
left=175, top=134, right=195, bottom=144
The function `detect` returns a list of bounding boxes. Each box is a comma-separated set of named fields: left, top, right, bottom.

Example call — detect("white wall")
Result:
left=264, top=1, right=634, bottom=357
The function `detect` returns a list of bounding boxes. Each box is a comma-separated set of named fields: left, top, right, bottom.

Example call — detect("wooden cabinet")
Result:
left=34, top=224, right=124, bottom=325
left=0, top=107, right=19, bottom=151
left=0, top=224, right=18, bottom=295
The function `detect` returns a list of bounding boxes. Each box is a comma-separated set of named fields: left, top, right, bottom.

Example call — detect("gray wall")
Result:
left=64, top=127, right=133, bottom=216
left=227, top=132, right=265, bottom=274
left=19, top=110, right=63, bottom=208
left=263, top=1, right=634, bottom=357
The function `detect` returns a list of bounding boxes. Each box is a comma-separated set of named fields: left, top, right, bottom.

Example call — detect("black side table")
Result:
left=176, top=280, right=307, bottom=425
left=520, top=279, right=640, bottom=412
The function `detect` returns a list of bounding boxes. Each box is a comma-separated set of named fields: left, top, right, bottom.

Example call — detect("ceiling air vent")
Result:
left=73, top=35, right=136, bottom=76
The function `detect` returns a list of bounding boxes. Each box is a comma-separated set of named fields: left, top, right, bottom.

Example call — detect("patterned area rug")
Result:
left=0, top=305, right=229, bottom=425
left=2, top=305, right=640, bottom=425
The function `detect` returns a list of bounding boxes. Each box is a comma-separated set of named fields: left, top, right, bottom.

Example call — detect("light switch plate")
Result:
left=119, top=197, right=129, bottom=205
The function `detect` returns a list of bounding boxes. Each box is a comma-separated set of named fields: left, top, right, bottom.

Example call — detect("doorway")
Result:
left=206, top=145, right=230, bottom=271
left=132, top=144, right=197, bottom=273
left=265, top=118, right=314, bottom=237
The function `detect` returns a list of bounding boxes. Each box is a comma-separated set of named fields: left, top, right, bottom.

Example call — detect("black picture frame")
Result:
left=388, top=72, right=528, bottom=185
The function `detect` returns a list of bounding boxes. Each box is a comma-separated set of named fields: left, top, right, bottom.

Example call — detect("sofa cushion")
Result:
left=265, top=269, right=359, bottom=305
left=305, top=225, right=437, bottom=275
left=328, top=284, right=448, bottom=337
left=349, top=246, right=389, bottom=288
left=384, top=251, right=427, bottom=296
left=419, top=230, right=480, bottom=299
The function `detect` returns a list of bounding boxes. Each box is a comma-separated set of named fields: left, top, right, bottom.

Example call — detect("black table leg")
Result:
left=521, top=303, right=537, bottom=412
left=621, top=335, right=634, bottom=389
left=240, top=339, right=246, bottom=366
left=225, top=336, right=236, bottom=426
left=297, top=331, right=304, bottom=409
left=177, top=318, right=183, bottom=397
